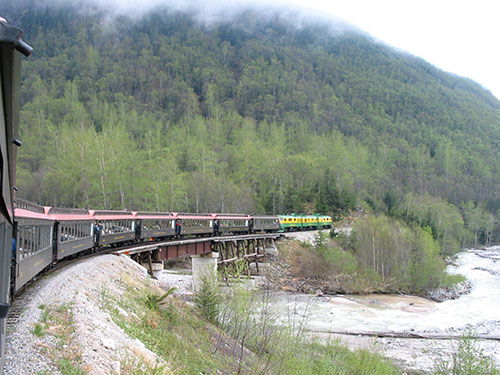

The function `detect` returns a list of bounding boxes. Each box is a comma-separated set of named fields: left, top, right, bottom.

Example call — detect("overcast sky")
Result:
left=288, top=0, right=500, bottom=100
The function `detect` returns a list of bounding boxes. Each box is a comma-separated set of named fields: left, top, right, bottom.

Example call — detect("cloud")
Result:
left=22, top=0, right=359, bottom=35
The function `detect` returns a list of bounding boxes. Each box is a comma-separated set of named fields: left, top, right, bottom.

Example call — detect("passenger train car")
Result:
left=91, top=210, right=136, bottom=247
left=134, top=211, right=176, bottom=241
left=0, top=18, right=32, bottom=372
left=47, top=206, right=93, bottom=260
left=13, top=201, right=54, bottom=292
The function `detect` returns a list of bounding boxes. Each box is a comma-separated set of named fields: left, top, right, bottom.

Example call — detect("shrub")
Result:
left=193, top=275, right=221, bottom=324
left=434, top=332, right=500, bottom=375
left=142, top=287, right=176, bottom=311
left=32, top=323, right=46, bottom=337
left=352, top=214, right=452, bottom=294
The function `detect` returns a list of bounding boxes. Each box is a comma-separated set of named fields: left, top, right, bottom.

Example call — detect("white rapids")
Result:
left=268, top=246, right=500, bottom=336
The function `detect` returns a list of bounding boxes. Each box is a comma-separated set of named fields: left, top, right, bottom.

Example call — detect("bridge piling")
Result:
left=191, top=252, right=219, bottom=293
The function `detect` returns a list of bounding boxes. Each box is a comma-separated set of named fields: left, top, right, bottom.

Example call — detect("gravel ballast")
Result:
left=5, top=254, right=170, bottom=375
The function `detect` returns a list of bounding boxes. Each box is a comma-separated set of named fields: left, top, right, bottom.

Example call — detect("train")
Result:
left=12, top=198, right=332, bottom=294
left=0, top=18, right=32, bottom=374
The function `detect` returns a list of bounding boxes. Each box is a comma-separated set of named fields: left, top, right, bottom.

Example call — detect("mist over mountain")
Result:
left=4, top=0, right=500, bottom=250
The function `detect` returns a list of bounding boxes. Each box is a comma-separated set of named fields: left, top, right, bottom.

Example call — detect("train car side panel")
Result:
left=13, top=212, right=54, bottom=292
left=90, top=211, right=136, bottom=247
left=0, top=20, right=29, bottom=371
left=252, top=216, right=280, bottom=232
left=135, top=212, right=176, bottom=240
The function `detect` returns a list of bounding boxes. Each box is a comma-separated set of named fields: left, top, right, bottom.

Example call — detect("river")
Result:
left=266, top=246, right=500, bottom=372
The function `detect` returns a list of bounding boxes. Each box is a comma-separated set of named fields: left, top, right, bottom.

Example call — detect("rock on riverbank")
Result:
left=425, top=280, right=472, bottom=302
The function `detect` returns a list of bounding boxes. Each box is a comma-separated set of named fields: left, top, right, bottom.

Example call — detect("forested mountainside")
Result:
left=4, top=1, right=500, bottom=250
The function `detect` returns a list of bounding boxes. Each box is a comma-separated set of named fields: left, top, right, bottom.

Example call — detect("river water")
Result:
left=269, top=247, right=500, bottom=336
left=161, top=246, right=500, bottom=371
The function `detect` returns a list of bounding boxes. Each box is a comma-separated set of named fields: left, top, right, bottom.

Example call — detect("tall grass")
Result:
left=211, top=281, right=402, bottom=375
left=434, top=332, right=500, bottom=375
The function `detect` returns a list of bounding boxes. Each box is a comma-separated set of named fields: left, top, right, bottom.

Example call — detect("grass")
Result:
left=32, top=322, right=46, bottom=337
left=276, top=340, right=401, bottom=375
left=101, top=272, right=403, bottom=375
left=434, top=331, right=500, bottom=375
left=33, top=303, right=86, bottom=375
left=101, top=278, right=242, bottom=374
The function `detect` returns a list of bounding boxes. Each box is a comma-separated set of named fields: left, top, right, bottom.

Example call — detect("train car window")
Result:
left=182, top=219, right=212, bottom=228
left=17, top=227, right=22, bottom=259
left=17, top=224, right=52, bottom=258
left=29, top=226, right=33, bottom=255
left=35, top=227, right=39, bottom=252
left=101, top=220, right=133, bottom=234
left=221, top=219, right=246, bottom=226
left=143, top=219, right=174, bottom=230
left=20, top=227, right=24, bottom=259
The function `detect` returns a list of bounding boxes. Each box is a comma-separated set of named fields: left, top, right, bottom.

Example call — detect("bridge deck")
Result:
left=112, top=233, right=283, bottom=257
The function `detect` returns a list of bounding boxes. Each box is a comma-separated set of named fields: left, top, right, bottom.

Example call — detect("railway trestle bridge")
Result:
left=113, top=233, right=283, bottom=288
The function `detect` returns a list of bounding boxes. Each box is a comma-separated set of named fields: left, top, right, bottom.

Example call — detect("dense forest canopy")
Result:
left=3, top=1, right=500, bottom=251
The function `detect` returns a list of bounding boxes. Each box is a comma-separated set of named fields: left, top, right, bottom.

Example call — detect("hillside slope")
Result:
left=3, top=1, right=500, bottom=247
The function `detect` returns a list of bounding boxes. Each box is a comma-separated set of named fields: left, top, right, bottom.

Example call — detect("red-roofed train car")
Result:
left=175, top=213, right=213, bottom=236
left=212, top=213, right=250, bottom=235
left=13, top=199, right=54, bottom=293
left=135, top=212, right=176, bottom=241
left=47, top=206, right=94, bottom=260
left=90, top=210, right=136, bottom=247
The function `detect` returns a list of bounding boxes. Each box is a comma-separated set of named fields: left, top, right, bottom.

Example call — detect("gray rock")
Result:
left=426, top=280, right=472, bottom=302
left=101, top=337, right=116, bottom=350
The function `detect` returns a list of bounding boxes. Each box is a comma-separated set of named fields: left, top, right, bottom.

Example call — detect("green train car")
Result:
left=277, top=214, right=332, bottom=232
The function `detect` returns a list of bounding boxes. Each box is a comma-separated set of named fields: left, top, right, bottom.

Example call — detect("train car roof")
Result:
left=14, top=207, right=54, bottom=221
left=251, top=215, right=279, bottom=219
left=14, top=199, right=53, bottom=221
left=134, top=212, right=176, bottom=220
left=89, top=210, right=135, bottom=220
left=212, top=214, right=250, bottom=220
left=175, top=213, right=213, bottom=220
left=46, top=206, right=92, bottom=221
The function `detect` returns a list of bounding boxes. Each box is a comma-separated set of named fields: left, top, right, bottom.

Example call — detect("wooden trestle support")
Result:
left=213, top=237, right=273, bottom=276
left=118, top=235, right=280, bottom=278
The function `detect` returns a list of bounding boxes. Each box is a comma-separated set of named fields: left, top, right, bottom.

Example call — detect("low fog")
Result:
left=1, top=0, right=361, bottom=36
